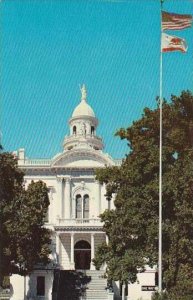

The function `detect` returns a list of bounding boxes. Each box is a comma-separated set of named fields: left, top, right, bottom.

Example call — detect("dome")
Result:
left=72, top=84, right=95, bottom=118
left=72, top=101, right=95, bottom=118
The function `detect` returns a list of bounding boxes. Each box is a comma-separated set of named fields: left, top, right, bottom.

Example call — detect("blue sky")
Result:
left=1, top=0, right=193, bottom=159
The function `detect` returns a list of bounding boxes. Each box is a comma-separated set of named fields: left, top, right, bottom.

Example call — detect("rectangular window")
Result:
left=44, top=209, right=49, bottom=223
left=37, top=276, right=45, bottom=296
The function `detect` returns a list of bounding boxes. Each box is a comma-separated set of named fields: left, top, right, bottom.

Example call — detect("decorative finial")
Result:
left=80, top=84, right=87, bottom=101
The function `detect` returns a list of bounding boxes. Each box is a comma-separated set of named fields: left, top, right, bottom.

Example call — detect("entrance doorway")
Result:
left=74, top=240, right=91, bottom=270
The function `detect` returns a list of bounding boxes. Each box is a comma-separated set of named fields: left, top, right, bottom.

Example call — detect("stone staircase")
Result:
left=52, top=269, right=109, bottom=300
left=84, top=270, right=108, bottom=300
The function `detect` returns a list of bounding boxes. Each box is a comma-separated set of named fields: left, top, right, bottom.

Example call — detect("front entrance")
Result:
left=74, top=240, right=91, bottom=270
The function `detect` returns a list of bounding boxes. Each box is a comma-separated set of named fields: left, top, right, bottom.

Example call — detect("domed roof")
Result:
left=72, top=101, right=95, bottom=118
left=72, top=85, right=95, bottom=118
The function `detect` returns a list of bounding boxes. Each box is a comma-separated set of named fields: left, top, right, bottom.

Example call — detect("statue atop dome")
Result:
left=63, top=86, right=103, bottom=151
left=81, top=84, right=87, bottom=101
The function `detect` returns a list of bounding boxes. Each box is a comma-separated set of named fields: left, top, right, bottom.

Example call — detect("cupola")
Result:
left=72, top=85, right=95, bottom=118
left=63, top=85, right=104, bottom=151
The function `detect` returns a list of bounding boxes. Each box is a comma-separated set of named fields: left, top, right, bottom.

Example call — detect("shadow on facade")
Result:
left=52, top=270, right=91, bottom=300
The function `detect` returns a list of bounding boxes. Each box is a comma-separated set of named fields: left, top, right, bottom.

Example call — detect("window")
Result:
left=76, top=195, right=82, bottom=218
left=91, top=126, right=95, bottom=135
left=37, top=276, right=45, bottom=296
left=83, top=194, right=89, bottom=218
left=73, top=126, right=76, bottom=135
left=75, top=194, right=89, bottom=219
left=44, top=206, right=49, bottom=223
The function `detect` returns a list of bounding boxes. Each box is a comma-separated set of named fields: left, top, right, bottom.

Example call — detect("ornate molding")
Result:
left=56, top=176, right=64, bottom=183
left=54, top=226, right=104, bottom=232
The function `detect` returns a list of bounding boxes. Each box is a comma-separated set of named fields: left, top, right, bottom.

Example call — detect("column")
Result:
left=48, top=187, right=53, bottom=223
left=70, top=233, right=75, bottom=269
left=91, top=233, right=95, bottom=270
left=55, top=233, right=60, bottom=265
left=57, top=177, right=63, bottom=219
left=106, top=234, right=109, bottom=245
left=122, top=283, right=125, bottom=300
left=64, top=177, right=71, bottom=219
left=96, top=180, right=101, bottom=216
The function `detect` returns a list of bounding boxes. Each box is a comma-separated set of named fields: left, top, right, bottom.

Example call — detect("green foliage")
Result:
left=151, top=292, right=168, bottom=300
left=2, top=276, right=10, bottom=289
left=0, top=153, right=51, bottom=287
left=94, top=91, right=193, bottom=296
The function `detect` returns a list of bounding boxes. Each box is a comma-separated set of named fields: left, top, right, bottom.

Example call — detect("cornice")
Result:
left=54, top=226, right=104, bottom=232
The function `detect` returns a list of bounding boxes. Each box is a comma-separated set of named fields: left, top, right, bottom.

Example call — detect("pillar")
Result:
left=96, top=180, right=101, bottom=216
left=108, top=199, right=111, bottom=210
left=91, top=233, right=95, bottom=270
left=108, top=292, right=114, bottom=300
left=122, top=283, right=125, bottom=300
left=64, top=177, right=71, bottom=219
left=70, top=233, right=75, bottom=269
left=48, top=187, right=53, bottom=223
left=56, top=233, right=60, bottom=265
left=57, top=177, right=63, bottom=219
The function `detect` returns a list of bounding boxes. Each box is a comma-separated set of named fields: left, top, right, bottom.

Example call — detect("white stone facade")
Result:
left=10, top=86, right=155, bottom=300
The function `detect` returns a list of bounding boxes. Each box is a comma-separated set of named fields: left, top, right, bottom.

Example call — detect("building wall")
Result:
left=60, top=234, right=71, bottom=269
left=10, top=271, right=53, bottom=300
left=128, top=270, right=156, bottom=300
left=24, top=173, right=106, bottom=223
left=10, top=274, right=26, bottom=300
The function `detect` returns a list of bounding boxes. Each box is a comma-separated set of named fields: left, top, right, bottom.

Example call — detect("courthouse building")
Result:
left=10, top=86, right=155, bottom=300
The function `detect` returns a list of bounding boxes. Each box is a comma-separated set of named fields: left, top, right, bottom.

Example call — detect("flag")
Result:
left=161, top=33, right=187, bottom=53
left=162, top=11, right=192, bottom=30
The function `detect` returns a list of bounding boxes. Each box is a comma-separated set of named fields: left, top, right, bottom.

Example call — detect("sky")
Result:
left=1, top=0, right=193, bottom=159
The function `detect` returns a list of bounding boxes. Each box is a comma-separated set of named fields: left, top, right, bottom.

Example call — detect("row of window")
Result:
left=73, top=125, right=95, bottom=135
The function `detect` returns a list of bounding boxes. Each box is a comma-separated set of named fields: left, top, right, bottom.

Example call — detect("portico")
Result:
left=55, top=230, right=106, bottom=270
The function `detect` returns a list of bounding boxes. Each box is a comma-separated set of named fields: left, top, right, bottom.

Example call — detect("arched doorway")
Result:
left=74, top=240, right=91, bottom=270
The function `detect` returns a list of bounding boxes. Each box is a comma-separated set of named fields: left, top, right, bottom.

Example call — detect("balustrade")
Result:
left=57, top=218, right=102, bottom=227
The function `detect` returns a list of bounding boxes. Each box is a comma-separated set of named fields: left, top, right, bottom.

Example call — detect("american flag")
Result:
left=162, top=11, right=192, bottom=31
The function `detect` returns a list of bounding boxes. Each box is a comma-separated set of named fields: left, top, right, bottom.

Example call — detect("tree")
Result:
left=94, top=91, right=193, bottom=299
left=0, top=152, right=51, bottom=288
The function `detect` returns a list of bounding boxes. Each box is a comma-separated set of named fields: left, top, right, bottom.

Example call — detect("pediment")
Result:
left=52, top=149, right=114, bottom=168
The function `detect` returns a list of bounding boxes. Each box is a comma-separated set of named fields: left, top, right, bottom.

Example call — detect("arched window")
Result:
left=83, top=194, right=89, bottom=218
left=73, top=126, right=76, bottom=135
left=91, top=126, right=95, bottom=135
left=75, top=194, right=90, bottom=219
left=76, top=194, right=82, bottom=218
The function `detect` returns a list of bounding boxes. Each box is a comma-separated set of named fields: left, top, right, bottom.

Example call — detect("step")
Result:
left=86, top=291, right=107, bottom=295
left=86, top=296, right=108, bottom=299
left=87, top=283, right=106, bottom=287
left=87, top=279, right=106, bottom=283
left=86, top=297, right=108, bottom=298
left=87, top=284, right=106, bottom=288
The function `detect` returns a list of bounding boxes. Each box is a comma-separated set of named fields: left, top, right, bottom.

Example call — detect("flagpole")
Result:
left=158, top=0, right=163, bottom=294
